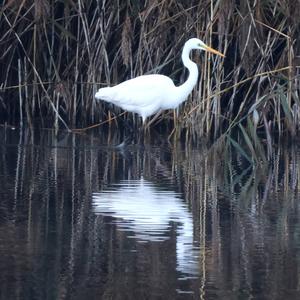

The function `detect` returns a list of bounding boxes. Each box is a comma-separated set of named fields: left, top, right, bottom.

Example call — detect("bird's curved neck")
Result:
left=177, top=44, right=199, bottom=103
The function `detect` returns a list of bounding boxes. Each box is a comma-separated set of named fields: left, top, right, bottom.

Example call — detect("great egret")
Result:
left=95, top=38, right=224, bottom=124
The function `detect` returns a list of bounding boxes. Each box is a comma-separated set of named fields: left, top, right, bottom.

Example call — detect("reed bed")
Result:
left=0, top=0, right=299, bottom=144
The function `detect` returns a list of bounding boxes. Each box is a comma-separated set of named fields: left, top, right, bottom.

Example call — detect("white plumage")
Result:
left=95, top=38, right=224, bottom=124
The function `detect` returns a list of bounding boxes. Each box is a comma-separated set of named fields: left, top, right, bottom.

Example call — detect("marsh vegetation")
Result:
left=0, top=1, right=299, bottom=154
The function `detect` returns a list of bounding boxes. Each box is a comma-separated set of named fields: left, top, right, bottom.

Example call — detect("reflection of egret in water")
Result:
left=92, top=177, right=199, bottom=277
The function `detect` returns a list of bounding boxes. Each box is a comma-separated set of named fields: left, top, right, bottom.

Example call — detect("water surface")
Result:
left=1, top=128, right=300, bottom=299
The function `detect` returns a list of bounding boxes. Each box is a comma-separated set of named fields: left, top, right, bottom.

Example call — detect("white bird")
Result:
left=95, top=38, right=224, bottom=124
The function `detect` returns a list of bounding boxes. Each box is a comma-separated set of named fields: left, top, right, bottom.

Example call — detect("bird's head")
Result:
left=186, top=38, right=225, bottom=57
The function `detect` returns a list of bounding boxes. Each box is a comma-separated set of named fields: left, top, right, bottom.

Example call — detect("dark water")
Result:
left=1, top=127, right=300, bottom=299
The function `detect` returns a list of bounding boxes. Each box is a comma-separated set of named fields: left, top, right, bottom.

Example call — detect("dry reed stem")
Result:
left=71, top=111, right=127, bottom=132
left=187, top=66, right=294, bottom=116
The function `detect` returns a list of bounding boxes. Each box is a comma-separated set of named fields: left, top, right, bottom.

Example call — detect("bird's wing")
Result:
left=108, top=74, right=175, bottom=108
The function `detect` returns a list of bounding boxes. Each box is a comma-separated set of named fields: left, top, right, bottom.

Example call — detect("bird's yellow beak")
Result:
left=203, top=45, right=225, bottom=57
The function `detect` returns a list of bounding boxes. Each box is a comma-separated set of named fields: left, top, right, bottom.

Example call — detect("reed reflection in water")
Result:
left=1, top=127, right=300, bottom=299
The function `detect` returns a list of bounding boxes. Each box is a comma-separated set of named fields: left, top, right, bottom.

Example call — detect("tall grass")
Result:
left=0, top=0, right=299, bottom=141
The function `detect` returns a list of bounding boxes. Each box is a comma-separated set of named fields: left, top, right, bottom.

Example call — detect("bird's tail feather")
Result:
left=95, top=87, right=112, bottom=101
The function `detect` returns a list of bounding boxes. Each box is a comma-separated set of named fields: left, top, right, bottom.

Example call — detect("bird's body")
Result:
left=96, top=74, right=184, bottom=122
left=95, top=38, right=224, bottom=124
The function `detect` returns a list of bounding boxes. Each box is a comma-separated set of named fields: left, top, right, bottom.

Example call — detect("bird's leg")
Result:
left=136, top=120, right=145, bottom=146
